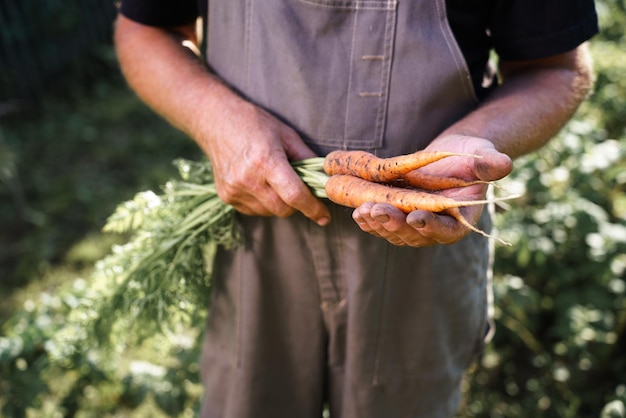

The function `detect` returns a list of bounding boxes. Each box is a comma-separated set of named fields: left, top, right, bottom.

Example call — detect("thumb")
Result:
left=475, top=148, right=513, bottom=181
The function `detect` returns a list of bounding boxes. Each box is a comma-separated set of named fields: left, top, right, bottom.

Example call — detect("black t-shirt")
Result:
left=446, top=0, right=598, bottom=97
left=119, top=0, right=598, bottom=98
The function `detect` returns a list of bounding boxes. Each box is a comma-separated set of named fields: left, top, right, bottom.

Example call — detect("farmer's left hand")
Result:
left=352, top=135, right=512, bottom=247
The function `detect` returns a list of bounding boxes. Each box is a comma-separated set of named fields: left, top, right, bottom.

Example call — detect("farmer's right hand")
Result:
left=113, top=17, right=329, bottom=226
left=196, top=95, right=331, bottom=226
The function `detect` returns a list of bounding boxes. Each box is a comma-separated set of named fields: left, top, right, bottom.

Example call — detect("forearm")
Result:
left=113, top=15, right=244, bottom=153
left=437, top=44, right=594, bottom=159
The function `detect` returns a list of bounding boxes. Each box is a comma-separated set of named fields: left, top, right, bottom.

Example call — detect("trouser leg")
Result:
left=200, top=205, right=491, bottom=418
left=324, top=210, right=492, bottom=418
left=199, top=213, right=327, bottom=418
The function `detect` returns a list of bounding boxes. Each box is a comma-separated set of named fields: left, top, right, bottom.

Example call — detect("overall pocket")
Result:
left=245, top=0, right=398, bottom=150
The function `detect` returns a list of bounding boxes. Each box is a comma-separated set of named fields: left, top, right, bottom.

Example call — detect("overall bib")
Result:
left=200, top=1, right=492, bottom=417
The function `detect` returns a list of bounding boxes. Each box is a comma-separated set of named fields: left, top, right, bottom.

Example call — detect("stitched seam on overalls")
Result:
left=239, top=0, right=253, bottom=368
left=371, top=244, right=390, bottom=386
left=236, top=243, right=244, bottom=368
left=333, top=211, right=347, bottom=303
left=373, top=2, right=397, bottom=151
left=342, top=7, right=359, bottom=149
left=298, top=0, right=395, bottom=10
left=435, top=0, right=479, bottom=104
left=244, top=0, right=254, bottom=92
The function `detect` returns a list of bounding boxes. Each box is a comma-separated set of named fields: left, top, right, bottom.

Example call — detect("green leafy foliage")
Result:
left=0, top=279, right=203, bottom=417
left=90, top=159, right=239, bottom=346
left=456, top=4, right=626, bottom=414
left=0, top=67, right=201, bottom=291
left=85, top=157, right=332, bottom=348
left=459, top=118, right=626, bottom=417
left=0, top=0, right=116, bottom=100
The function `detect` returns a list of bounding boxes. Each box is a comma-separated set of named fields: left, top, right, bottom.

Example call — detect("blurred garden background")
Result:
left=1, top=0, right=625, bottom=417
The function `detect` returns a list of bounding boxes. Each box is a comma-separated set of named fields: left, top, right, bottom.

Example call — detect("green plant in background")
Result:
left=0, top=0, right=116, bottom=100
left=459, top=118, right=626, bottom=418
left=0, top=75, right=204, bottom=415
left=458, top=2, right=626, bottom=414
left=0, top=67, right=201, bottom=291
left=587, top=0, right=626, bottom=139
left=89, top=159, right=239, bottom=346
left=0, top=278, right=203, bottom=418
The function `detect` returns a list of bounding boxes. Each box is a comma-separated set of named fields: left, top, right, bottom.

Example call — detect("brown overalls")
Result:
left=200, top=1, right=492, bottom=417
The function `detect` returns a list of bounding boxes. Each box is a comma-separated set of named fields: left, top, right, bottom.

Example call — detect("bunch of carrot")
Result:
left=87, top=152, right=516, bottom=347
left=313, top=149, right=515, bottom=244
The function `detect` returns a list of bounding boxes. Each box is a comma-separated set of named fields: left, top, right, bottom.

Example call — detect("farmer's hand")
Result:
left=352, top=135, right=512, bottom=246
left=198, top=94, right=331, bottom=226
left=113, top=17, right=330, bottom=226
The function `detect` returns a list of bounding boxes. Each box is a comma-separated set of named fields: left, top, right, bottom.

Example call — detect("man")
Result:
left=114, top=1, right=597, bottom=417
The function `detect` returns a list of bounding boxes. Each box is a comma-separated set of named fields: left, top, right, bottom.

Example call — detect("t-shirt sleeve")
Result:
left=119, top=0, right=200, bottom=27
left=489, top=0, right=599, bottom=61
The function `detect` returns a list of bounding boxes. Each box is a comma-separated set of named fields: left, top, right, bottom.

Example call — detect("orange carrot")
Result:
left=323, top=150, right=481, bottom=183
left=326, top=174, right=493, bottom=212
left=325, top=174, right=512, bottom=244
left=396, top=170, right=493, bottom=191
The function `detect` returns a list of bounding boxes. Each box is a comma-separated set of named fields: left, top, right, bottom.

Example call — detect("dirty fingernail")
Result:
left=410, top=219, right=426, bottom=228
left=375, top=215, right=390, bottom=223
